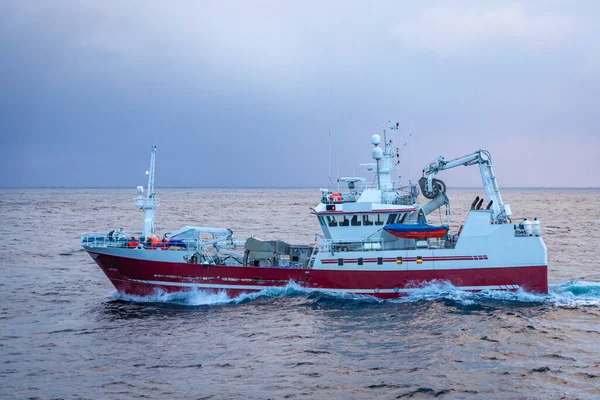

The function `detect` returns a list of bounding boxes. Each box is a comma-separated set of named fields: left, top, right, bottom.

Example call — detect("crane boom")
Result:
left=422, top=150, right=512, bottom=224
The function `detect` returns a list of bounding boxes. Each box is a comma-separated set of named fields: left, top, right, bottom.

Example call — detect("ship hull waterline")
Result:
left=89, top=251, right=549, bottom=299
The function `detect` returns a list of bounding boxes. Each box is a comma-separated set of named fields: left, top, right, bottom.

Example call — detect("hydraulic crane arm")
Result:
left=422, top=150, right=512, bottom=224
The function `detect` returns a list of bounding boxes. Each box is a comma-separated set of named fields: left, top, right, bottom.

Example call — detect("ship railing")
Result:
left=81, top=232, right=140, bottom=248
left=132, top=196, right=160, bottom=208
left=315, top=233, right=332, bottom=252
left=81, top=232, right=199, bottom=250
left=315, top=236, right=385, bottom=253
left=321, top=195, right=358, bottom=205
left=330, top=238, right=384, bottom=252
left=362, top=182, right=407, bottom=191
left=514, top=229, right=541, bottom=238
left=389, top=195, right=414, bottom=205
left=361, top=237, right=384, bottom=251
left=313, top=235, right=456, bottom=253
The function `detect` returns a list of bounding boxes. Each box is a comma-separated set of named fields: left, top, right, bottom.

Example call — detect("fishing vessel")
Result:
left=82, top=124, right=548, bottom=298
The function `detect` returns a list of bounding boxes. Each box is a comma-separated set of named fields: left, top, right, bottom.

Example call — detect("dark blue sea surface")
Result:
left=1, top=188, right=599, bottom=399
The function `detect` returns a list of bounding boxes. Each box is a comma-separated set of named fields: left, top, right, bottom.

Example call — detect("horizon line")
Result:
left=1, top=186, right=599, bottom=190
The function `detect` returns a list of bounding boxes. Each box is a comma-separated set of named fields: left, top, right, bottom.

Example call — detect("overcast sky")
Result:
left=1, top=1, right=598, bottom=188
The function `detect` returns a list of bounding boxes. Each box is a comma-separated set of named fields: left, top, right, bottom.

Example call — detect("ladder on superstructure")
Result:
left=307, top=246, right=319, bottom=269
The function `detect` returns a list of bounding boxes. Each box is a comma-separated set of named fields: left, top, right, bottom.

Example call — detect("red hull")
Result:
left=90, top=251, right=549, bottom=298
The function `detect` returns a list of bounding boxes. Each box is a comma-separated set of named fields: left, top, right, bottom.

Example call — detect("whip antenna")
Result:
left=328, top=132, right=332, bottom=186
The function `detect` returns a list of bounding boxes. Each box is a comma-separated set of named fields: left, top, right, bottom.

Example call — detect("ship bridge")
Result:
left=312, top=200, right=416, bottom=243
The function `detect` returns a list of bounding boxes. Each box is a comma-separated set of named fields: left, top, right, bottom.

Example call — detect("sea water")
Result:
left=1, top=188, right=599, bottom=399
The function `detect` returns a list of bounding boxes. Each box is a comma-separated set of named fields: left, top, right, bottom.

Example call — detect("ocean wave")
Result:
left=547, top=280, right=600, bottom=306
left=110, top=281, right=311, bottom=306
left=388, top=280, right=600, bottom=307
left=110, top=280, right=600, bottom=308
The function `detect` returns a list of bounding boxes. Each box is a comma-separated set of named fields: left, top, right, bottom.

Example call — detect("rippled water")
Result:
left=1, top=188, right=599, bottom=399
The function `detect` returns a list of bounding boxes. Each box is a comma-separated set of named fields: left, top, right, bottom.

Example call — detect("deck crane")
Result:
left=421, top=150, right=512, bottom=224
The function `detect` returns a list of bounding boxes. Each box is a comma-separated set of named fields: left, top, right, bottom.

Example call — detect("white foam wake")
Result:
left=110, top=281, right=311, bottom=306
left=110, top=280, right=600, bottom=308
left=389, top=280, right=600, bottom=307
left=547, top=280, right=600, bottom=307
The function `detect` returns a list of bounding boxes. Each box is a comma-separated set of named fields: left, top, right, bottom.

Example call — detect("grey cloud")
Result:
left=393, top=2, right=576, bottom=56
left=0, top=0, right=598, bottom=188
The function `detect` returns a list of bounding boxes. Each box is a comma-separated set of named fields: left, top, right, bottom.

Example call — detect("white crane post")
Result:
left=477, top=151, right=508, bottom=222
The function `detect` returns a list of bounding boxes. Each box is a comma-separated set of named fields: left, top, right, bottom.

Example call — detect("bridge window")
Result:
left=339, top=215, right=350, bottom=226
left=375, top=214, right=385, bottom=225
left=351, top=215, right=361, bottom=226
left=386, top=214, right=398, bottom=224
left=363, top=214, right=373, bottom=226
left=326, top=215, right=337, bottom=227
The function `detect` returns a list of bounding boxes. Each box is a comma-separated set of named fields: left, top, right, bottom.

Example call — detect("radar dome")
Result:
left=372, top=146, right=383, bottom=160
left=371, top=134, right=381, bottom=146
left=136, top=186, right=144, bottom=195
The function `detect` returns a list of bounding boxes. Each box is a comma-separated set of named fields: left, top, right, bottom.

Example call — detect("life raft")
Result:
left=127, top=237, right=140, bottom=248
left=383, top=223, right=449, bottom=240
left=145, top=236, right=162, bottom=249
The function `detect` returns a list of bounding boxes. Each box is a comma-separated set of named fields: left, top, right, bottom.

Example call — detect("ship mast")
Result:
left=377, top=122, right=400, bottom=203
left=135, top=146, right=158, bottom=238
